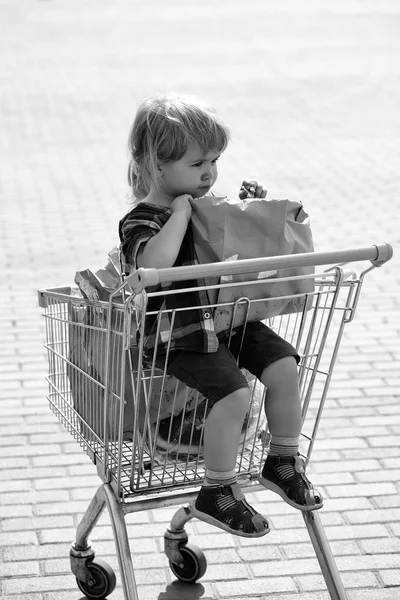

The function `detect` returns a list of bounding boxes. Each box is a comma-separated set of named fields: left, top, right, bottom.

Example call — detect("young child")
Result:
left=119, top=93, right=322, bottom=538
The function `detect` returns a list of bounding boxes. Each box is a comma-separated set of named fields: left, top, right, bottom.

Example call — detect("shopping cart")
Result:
left=38, top=243, right=393, bottom=600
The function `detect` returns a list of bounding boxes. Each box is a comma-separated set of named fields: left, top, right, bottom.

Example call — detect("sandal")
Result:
left=191, top=482, right=270, bottom=538
left=259, top=453, right=323, bottom=511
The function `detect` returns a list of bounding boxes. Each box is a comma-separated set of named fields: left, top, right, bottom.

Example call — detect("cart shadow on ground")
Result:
left=76, top=582, right=208, bottom=600
left=77, top=581, right=208, bottom=600
left=158, top=581, right=208, bottom=599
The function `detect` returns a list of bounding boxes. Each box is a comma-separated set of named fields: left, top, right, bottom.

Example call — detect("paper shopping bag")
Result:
left=190, top=195, right=314, bottom=332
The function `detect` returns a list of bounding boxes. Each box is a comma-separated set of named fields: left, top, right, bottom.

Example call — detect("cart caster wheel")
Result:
left=76, top=558, right=116, bottom=599
left=169, top=543, right=207, bottom=583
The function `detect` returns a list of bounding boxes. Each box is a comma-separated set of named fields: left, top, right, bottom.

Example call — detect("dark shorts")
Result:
left=159, top=321, right=300, bottom=405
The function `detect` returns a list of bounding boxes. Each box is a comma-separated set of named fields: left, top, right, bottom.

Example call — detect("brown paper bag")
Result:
left=190, top=196, right=314, bottom=331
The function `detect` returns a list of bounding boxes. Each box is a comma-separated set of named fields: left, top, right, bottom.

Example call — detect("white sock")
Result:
left=268, top=435, right=299, bottom=457
left=203, top=468, right=237, bottom=487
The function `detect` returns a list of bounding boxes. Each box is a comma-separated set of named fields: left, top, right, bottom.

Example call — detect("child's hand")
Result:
left=239, top=179, right=267, bottom=200
left=171, top=194, right=193, bottom=222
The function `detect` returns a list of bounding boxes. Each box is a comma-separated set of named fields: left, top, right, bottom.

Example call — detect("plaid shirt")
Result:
left=119, top=202, right=219, bottom=356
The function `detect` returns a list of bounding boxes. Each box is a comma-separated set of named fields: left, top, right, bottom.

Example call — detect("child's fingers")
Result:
left=246, top=180, right=258, bottom=195
left=240, top=179, right=267, bottom=199
left=240, top=179, right=258, bottom=198
left=255, top=184, right=264, bottom=198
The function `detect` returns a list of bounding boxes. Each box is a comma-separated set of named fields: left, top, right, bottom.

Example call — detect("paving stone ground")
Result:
left=0, top=0, right=399, bottom=598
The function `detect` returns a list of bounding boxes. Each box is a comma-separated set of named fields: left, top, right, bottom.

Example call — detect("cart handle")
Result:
left=125, top=242, right=393, bottom=291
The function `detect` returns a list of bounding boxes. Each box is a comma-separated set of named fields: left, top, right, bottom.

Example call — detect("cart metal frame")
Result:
left=38, top=243, right=393, bottom=600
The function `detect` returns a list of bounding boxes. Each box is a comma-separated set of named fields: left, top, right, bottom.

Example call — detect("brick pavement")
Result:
left=0, top=0, right=399, bottom=598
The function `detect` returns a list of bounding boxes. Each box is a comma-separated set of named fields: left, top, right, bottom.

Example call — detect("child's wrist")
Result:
left=172, top=208, right=191, bottom=226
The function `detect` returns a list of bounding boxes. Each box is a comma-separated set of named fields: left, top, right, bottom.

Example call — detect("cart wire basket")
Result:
left=38, top=243, right=393, bottom=600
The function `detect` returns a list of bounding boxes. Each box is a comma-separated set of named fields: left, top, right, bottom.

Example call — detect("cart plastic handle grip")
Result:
left=125, top=242, right=393, bottom=290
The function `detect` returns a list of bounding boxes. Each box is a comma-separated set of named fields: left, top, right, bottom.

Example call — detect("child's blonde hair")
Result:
left=127, top=93, right=230, bottom=200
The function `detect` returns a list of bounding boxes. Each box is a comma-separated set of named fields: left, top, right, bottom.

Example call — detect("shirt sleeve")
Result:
left=118, top=214, right=162, bottom=273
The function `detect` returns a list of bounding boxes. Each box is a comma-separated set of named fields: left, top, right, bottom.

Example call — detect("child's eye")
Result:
left=191, top=157, right=219, bottom=167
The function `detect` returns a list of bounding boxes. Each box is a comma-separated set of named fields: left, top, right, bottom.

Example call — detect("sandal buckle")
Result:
left=294, top=454, right=306, bottom=474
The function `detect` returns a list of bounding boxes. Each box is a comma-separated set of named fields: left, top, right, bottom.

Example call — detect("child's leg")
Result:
left=260, top=356, right=302, bottom=440
left=193, top=387, right=269, bottom=537
left=203, top=388, right=250, bottom=471
left=219, top=322, right=322, bottom=511
left=259, top=356, right=323, bottom=510
left=160, top=346, right=269, bottom=537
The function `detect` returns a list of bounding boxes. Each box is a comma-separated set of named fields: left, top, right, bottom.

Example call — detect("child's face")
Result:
left=159, top=143, right=221, bottom=199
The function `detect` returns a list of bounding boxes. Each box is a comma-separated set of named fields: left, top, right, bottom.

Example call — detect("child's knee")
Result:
left=231, top=387, right=251, bottom=418
left=261, top=356, right=298, bottom=389
left=233, top=386, right=251, bottom=405
left=218, top=386, right=250, bottom=416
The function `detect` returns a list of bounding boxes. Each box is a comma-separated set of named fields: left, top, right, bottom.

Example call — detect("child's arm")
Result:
left=137, top=195, right=192, bottom=269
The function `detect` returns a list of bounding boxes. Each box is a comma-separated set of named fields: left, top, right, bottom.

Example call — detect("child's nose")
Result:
left=202, top=166, right=214, bottom=180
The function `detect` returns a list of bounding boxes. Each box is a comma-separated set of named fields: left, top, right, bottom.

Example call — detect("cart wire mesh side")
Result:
left=38, top=243, right=393, bottom=600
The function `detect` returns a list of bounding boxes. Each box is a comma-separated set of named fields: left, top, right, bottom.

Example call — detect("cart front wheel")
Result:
left=76, top=558, right=116, bottom=599
left=169, top=543, right=207, bottom=583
